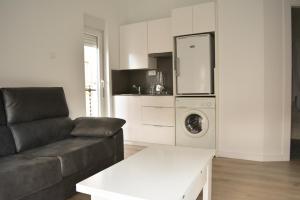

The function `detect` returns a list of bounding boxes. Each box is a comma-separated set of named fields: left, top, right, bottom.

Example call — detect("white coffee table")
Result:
left=76, top=146, right=215, bottom=200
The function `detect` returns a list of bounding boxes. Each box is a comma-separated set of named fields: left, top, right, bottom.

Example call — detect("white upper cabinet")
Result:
left=148, top=18, right=172, bottom=54
left=120, top=22, right=150, bottom=69
left=193, top=2, right=215, bottom=33
left=172, top=2, right=216, bottom=36
left=171, top=6, right=193, bottom=36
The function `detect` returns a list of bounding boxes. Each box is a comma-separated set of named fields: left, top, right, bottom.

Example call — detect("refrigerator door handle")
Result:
left=175, top=57, right=180, bottom=77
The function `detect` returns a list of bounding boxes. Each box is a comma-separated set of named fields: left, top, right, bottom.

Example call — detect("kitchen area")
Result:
left=107, top=0, right=289, bottom=162
left=112, top=1, right=216, bottom=147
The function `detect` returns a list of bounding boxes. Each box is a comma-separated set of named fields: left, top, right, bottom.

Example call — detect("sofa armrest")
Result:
left=112, top=129, right=124, bottom=163
left=71, top=117, right=126, bottom=138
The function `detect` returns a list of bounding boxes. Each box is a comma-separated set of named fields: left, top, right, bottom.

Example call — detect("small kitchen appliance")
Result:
left=175, top=34, right=214, bottom=95
left=175, top=97, right=216, bottom=149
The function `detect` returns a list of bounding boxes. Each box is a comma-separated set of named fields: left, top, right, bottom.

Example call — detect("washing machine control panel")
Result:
left=176, top=97, right=215, bottom=108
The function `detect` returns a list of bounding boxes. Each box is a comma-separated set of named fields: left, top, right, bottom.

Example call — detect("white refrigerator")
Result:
left=175, top=34, right=214, bottom=95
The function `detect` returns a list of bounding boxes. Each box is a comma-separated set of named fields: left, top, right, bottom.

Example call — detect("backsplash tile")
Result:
left=112, top=56, right=173, bottom=95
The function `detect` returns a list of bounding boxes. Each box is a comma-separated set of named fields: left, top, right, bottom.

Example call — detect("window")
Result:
left=83, top=31, right=104, bottom=117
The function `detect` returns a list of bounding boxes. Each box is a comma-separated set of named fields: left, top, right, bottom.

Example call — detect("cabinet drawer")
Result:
left=139, top=125, right=175, bottom=145
left=142, top=107, right=175, bottom=126
left=141, top=96, right=174, bottom=107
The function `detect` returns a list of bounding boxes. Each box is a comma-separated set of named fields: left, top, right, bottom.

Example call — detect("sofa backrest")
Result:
left=0, top=91, right=16, bottom=157
left=2, top=87, right=74, bottom=152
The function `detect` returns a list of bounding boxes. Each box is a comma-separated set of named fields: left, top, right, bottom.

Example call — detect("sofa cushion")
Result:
left=71, top=117, right=126, bottom=138
left=0, top=127, right=16, bottom=156
left=0, top=155, right=62, bottom=200
left=10, top=117, right=74, bottom=152
left=2, top=87, right=69, bottom=124
left=24, top=137, right=115, bottom=177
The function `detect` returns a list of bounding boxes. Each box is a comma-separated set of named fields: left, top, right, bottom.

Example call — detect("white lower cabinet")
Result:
left=139, top=125, right=175, bottom=145
left=112, top=95, right=175, bottom=145
left=141, top=96, right=174, bottom=107
left=112, top=96, right=141, bottom=141
left=141, top=107, right=175, bottom=127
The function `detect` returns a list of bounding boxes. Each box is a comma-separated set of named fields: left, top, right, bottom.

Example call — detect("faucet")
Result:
left=132, top=85, right=141, bottom=95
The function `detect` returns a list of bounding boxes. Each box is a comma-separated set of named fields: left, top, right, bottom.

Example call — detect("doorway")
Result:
left=291, top=8, right=300, bottom=160
left=83, top=30, right=105, bottom=117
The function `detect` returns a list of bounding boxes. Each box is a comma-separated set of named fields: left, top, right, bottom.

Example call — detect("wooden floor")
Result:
left=69, top=145, right=300, bottom=200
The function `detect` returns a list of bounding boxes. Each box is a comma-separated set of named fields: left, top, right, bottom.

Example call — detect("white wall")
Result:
left=263, top=0, right=287, bottom=161
left=217, top=0, right=290, bottom=161
left=0, top=0, right=120, bottom=118
left=0, top=0, right=85, bottom=117
left=217, top=0, right=265, bottom=161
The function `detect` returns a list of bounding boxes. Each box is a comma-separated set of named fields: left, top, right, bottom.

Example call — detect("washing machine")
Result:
left=176, top=97, right=216, bottom=149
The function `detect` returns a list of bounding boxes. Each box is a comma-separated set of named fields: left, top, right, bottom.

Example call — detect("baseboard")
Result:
left=216, top=150, right=290, bottom=162
left=216, top=150, right=264, bottom=161
left=262, top=154, right=290, bottom=161
left=124, top=140, right=174, bottom=147
left=125, top=142, right=290, bottom=162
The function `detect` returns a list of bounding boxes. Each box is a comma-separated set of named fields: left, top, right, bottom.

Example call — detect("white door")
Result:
left=83, top=31, right=104, bottom=117
left=176, top=34, right=213, bottom=94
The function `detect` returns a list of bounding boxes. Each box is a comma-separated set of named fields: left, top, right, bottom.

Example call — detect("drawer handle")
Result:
left=143, top=106, right=174, bottom=108
left=143, top=124, right=174, bottom=127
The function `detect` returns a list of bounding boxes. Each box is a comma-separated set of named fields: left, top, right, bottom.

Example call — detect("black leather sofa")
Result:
left=0, top=87, right=124, bottom=200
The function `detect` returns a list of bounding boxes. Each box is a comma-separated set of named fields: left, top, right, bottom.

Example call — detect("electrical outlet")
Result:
left=148, top=70, right=156, bottom=76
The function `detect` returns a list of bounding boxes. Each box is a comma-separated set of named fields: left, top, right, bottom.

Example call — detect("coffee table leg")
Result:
left=202, top=159, right=212, bottom=200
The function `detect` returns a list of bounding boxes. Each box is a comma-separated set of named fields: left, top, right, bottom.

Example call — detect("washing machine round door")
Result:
left=184, top=111, right=209, bottom=137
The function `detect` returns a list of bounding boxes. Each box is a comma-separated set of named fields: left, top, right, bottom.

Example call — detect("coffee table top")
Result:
left=76, top=146, right=215, bottom=200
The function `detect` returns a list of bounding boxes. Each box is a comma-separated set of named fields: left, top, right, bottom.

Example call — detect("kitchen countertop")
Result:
left=113, top=94, right=173, bottom=96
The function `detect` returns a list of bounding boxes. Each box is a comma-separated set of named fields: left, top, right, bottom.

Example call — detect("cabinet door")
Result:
left=141, top=107, right=175, bottom=127
left=140, top=125, right=175, bottom=145
left=193, top=2, right=216, bottom=33
left=112, top=96, right=141, bottom=141
left=120, top=22, right=148, bottom=69
left=141, top=96, right=174, bottom=107
left=171, top=6, right=193, bottom=36
left=148, top=18, right=172, bottom=54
